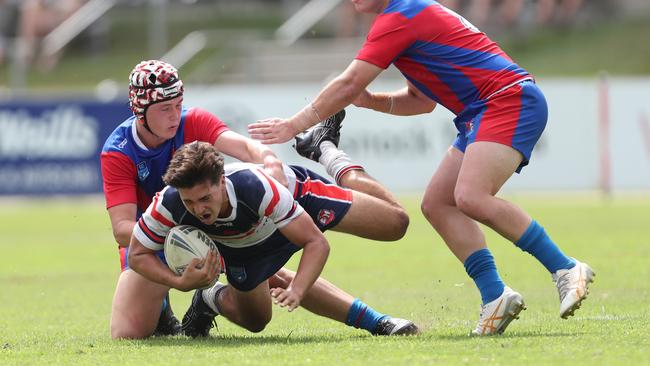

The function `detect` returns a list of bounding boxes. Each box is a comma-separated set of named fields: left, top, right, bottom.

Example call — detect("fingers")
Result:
left=204, top=250, right=220, bottom=277
left=247, top=120, right=274, bottom=138
left=188, top=257, right=204, bottom=269
left=248, top=119, right=291, bottom=144
left=270, top=288, right=299, bottom=312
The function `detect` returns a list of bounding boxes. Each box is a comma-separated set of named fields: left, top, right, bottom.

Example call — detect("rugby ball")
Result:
left=164, top=225, right=221, bottom=287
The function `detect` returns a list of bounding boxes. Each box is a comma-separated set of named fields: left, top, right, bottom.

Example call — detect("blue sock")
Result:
left=515, top=220, right=576, bottom=273
left=345, top=299, right=388, bottom=333
left=464, top=248, right=505, bottom=305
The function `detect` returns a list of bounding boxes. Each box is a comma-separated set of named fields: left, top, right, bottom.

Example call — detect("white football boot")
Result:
left=553, top=260, right=595, bottom=319
left=472, top=286, right=526, bottom=336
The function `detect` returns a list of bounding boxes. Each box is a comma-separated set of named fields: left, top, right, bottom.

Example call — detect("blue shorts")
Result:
left=218, top=166, right=353, bottom=292
left=452, top=80, right=548, bottom=173
left=119, top=246, right=166, bottom=271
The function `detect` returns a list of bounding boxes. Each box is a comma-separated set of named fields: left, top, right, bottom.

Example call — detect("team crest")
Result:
left=228, top=266, right=247, bottom=283
left=136, top=161, right=150, bottom=181
left=465, top=120, right=474, bottom=134
left=317, top=209, right=335, bottom=226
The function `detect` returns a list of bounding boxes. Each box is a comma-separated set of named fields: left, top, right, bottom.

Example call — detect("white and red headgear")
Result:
left=128, top=60, right=184, bottom=124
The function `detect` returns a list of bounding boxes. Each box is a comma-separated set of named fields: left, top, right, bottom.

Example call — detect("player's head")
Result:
left=128, top=60, right=184, bottom=136
left=164, top=141, right=225, bottom=224
left=349, top=0, right=388, bottom=13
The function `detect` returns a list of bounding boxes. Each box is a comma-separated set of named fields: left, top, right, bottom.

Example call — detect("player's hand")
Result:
left=352, top=89, right=373, bottom=109
left=270, top=286, right=302, bottom=312
left=177, top=250, right=220, bottom=291
left=248, top=118, right=299, bottom=145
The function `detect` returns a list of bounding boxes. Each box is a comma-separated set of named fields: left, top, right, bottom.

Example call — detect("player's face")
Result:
left=350, top=0, right=386, bottom=13
left=145, top=96, right=183, bottom=140
left=178, top=178, right=226, bottom=225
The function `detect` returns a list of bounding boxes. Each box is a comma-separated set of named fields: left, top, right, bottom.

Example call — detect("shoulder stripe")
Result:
left=137, top=218, right=165, bottom=244
left=152, top=192, right=175, bottom=227
left=256, top=169, right=280, bottom=216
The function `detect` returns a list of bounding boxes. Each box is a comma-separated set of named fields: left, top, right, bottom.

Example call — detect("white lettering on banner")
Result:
left=341, top=127, right=438, bottom=156
left=0, top=163, right=98, bottom=192
left=0, top=106, right=98, bottom=159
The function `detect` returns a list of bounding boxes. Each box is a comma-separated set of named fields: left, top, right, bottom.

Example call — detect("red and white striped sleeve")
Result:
left=253, top=168, right=303, bottom=228
left=132, top=187, right=178, bottom=251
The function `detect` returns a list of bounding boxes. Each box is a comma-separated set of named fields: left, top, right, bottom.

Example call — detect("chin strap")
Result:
left=139, top=107, right=162, bottom=139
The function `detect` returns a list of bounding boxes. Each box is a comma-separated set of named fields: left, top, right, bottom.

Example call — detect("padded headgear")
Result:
left=128, top=60, right=184, bottom=123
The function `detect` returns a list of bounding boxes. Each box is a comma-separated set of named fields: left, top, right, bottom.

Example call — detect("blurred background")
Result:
left=1, top=0, right=649, bottom=196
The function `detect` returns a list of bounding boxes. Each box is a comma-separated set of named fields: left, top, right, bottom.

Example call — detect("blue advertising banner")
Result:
left=0, top=100, right=132, bottom=195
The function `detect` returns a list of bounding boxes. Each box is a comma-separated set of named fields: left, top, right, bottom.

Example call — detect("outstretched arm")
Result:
left=248, top=59, right=383, bottom=144
left=214, top=130, right=287, bottom=186
left=353, top=80, right=437, bottom=116
left=270, top=213, right=330, bottom=311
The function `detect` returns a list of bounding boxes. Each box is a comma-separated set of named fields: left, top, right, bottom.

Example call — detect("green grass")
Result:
left=0, top=194, right=649, bottom=365
left=502, top=17, right=650, bottom=76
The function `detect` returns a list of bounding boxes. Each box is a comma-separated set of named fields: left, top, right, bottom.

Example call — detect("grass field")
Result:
left=0, top=194, right=649, bottom=365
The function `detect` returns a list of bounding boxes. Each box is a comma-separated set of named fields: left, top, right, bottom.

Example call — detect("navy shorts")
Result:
left=218, top=166, right=353, bottom=292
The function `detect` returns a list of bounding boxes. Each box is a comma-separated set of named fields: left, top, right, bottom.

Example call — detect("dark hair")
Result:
left=163, top=141, right=224, bottom=188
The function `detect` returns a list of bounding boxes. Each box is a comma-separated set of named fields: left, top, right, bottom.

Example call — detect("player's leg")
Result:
left=111, top=248, right=180, bottom=339
left=421, top=146, right=487, bottom=262
left=215, top=281, right=274, bottom=333
left=420, top=144, right=523, bottom=335
left=333, top=189, right=409, bottom=241
left=294, top=109, right=409, bottom=240
left=110, top=270, right=171, bottom=339
left=455, top=141, right=530, bottom=240
left=271, top=268, right=418, bottom=335
left=458, top=81, right=593, bottom=319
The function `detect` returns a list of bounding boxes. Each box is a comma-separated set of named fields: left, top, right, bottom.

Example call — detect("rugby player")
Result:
left=247, top=0, right=595, bottom=335
left=128, top=141, right=419, bottom=337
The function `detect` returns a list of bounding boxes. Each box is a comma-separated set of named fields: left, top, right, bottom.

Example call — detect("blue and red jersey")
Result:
left=100, top=107, right=229, bottom=215
left=356, top=0, right=532, bottom=116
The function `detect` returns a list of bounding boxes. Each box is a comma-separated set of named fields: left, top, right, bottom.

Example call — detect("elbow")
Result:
left=423, top=102, right=437, bottom=114
left=336, top=75, right=366, bottom=104
left=127, top=250, right=140, bottom=272
left=317, top=238, right=331, bottom=259
left=113, top=231, right=129, bottom=248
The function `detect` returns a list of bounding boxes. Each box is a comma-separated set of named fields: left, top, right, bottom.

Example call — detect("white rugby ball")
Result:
left=164, top=225, right=221, bottom=287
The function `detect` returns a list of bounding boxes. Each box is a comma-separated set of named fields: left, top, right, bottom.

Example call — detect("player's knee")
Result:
left=110, top=323, right=152, bottom=339
left=454, top=187, right=486, bottom=221
left=421, top=197, right=443, bottom=224
left=388, top=209, right=410, bottom=240
left=242, top=315, right=271, bottom=333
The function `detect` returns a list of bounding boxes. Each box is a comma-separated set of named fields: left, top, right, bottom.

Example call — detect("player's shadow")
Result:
left=146, top=332, right=366, bottom=348
left=437, top=330, right=585, bottom=341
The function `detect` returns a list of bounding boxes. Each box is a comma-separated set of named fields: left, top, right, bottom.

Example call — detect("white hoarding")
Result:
left=185, top=77, right=650, bottom=192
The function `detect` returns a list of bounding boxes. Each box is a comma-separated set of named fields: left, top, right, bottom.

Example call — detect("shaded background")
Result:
left=1, top=0, right=649, bottom=195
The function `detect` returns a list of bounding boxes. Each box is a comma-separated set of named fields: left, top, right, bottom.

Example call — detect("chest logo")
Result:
left=136, top=161, right=150, bottom=181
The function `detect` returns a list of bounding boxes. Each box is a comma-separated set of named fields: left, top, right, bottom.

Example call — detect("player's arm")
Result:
left=353, top=80, right=437, bottom=116
left=128, top=233, right=220, bottom=292
left=107, top=203, right=137, bottom=247
left=214, top=130, right=287, bottom=186
left=248, top=59, right=383, bottom=144
left=271, top=212, right=330, bottom=311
